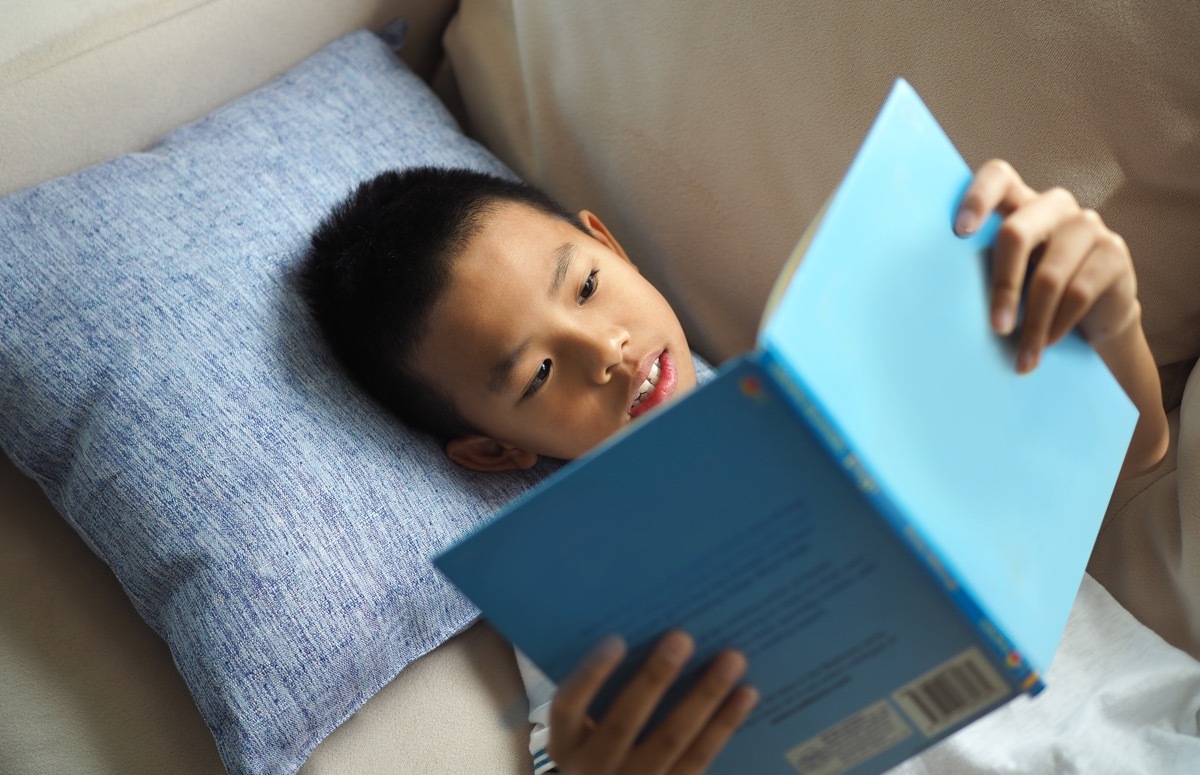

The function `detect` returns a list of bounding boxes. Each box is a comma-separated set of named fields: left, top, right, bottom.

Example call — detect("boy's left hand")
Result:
left=954, top=160, right=1169, bottom=477
left=954, top=159, right=1136, bottom=373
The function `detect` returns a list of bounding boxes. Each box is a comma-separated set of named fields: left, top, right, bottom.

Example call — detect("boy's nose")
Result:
left=577, top=325, right=629, bottom=383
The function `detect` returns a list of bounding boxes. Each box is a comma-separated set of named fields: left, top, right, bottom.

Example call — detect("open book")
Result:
left=435, top=79, right=1137, bottom=775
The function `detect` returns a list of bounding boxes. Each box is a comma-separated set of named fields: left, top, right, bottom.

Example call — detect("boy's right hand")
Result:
left=548, top=631, right=758, bottom=775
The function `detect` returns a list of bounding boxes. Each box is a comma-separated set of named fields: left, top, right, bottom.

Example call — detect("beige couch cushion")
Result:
left=1090, top=359, right=1200, bottom=660
left=2, top=0, right=212, bottom=89
left=0, top=0, right=458, bottom=196
left=442, top=0, right=1200, bottom=382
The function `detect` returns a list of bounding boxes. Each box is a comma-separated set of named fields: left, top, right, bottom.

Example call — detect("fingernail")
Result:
left=735, top=686, right=760, bottom=713
left=659, top=632, right=693, bottom=666
left=715, top=651, right=747, bottom=681
left=1017, top=348, right=1038, bottom=374
left=955, top=210, right=979, bottom=236
left=993, top=307, right=1015, bottom=336
left=588, top=635, right=625, bottom=663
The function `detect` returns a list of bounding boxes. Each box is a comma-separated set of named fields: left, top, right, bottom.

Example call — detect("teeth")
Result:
left=631, top=357, right=663, bottom=409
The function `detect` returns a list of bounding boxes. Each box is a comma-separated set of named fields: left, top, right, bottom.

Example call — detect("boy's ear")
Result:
left=578, top=209, right=637, bottom=271
left=444, top=435, right=539, bottom=473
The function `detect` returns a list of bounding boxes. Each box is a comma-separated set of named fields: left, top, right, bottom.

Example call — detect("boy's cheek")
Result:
left=677, top=354, right=699, bottom=392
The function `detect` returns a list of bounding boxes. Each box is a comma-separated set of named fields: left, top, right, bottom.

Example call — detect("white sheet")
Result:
left=892, top=574, right=1200, bottom=774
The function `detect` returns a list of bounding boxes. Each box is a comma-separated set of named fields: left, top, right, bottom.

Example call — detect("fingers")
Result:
left=582, top=630, right=696, bottom=762
left=549, top=635, right=628, bottom=760
left=1036, top=216, right=1132, bottom=348
left=548, top=634, right=758, bottom=775
left=989, top=186, right=1083, bottom=340
left=627, top=649, right=750, bottom=772
left=954, top=159, right=1037, bottom=237
left=664, top=680, right=759, bottom=775
left=1071, top=230, right=1138, bottom=345
left=1009, top=204, right=1101, bottom=372
left=957, top=160, right=1139, bottom=375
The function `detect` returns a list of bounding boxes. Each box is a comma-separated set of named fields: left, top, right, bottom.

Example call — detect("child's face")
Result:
left=411, top=202, right=697, bottom=469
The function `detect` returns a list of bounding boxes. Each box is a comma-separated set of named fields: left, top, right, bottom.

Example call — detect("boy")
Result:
left=300, top=162, right=1168, bottom=774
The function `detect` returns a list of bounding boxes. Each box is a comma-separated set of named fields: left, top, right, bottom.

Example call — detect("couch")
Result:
left=3, top=1, right=1199, bottom=773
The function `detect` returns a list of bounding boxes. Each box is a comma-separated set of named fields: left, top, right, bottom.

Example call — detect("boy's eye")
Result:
left=578, top=270, right=599, bottom=303
left=525, top=359, right=552, bottom=398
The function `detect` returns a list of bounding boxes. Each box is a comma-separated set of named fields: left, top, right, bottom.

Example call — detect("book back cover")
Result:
left=437, top=356, right=1018, bottom=774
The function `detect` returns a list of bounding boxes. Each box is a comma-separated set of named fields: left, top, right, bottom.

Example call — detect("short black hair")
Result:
left=298, top=166, right=587, bottom=440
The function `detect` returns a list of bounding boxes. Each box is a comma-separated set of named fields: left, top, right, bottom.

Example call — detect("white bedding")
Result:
left=893, top=574, right=1200, bottom=774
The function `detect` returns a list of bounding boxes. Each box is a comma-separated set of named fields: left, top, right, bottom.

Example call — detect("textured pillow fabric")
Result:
left=0, top=30, right=557, bottom=775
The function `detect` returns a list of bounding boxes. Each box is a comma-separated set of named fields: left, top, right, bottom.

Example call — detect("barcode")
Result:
left=891, top=648, right=1010, bottom=737
left=903, top=660, right=993, bottom=721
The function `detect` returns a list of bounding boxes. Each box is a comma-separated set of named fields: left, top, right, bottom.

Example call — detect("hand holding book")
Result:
left=954, top=160, right=1168, bottom=477
left=548, top=631, right=757, bottom=774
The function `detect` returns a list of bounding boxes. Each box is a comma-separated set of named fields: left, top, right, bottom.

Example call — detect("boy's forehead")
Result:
left=453, top=203, right=579, bottom=289
left=470, top=201, right=571, bottom=248
left=429, top=203, right=575, bottom=349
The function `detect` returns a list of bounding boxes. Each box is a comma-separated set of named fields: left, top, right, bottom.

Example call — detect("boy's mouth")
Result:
left=629, top=350, right=677, bottom=418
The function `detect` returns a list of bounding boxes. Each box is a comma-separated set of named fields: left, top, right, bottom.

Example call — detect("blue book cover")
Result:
left=435, top=79, right=1137, bottom=775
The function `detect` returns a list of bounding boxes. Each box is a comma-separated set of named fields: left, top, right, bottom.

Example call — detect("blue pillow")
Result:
left=0, top=31, right=557, bottom=775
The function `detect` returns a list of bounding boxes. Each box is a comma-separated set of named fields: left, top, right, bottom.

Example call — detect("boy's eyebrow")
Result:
left=548, top=242, right=576, bottom=299
left=489, top=337, right=533, bottom=394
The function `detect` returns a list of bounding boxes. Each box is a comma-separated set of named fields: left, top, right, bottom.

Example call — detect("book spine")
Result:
left=756, top=350, right=1044, bottom=696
